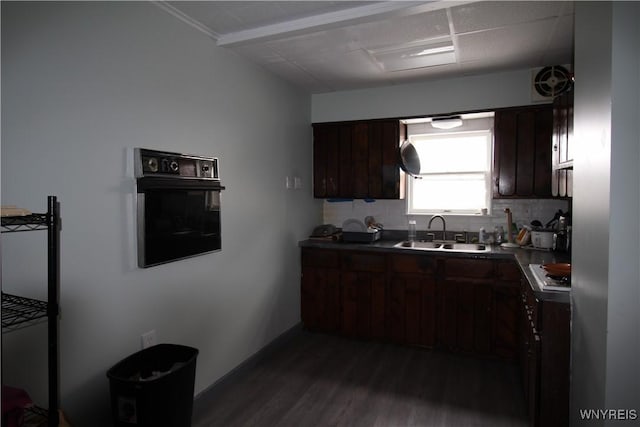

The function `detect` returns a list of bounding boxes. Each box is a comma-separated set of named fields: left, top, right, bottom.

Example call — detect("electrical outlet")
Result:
left=141, top=330, right=157, bottom=349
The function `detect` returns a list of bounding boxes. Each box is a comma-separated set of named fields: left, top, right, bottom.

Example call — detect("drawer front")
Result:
left=341, top=252, right=386, bottom=272
left=496, top=261, right=522, bottom=281
left=302, top=248, right=339, bottom=268
left=388, top=254, right=436, bottom=274
left=442, top=258, right=494, bottom=279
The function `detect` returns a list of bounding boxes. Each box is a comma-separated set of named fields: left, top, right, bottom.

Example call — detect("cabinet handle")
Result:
left=553, top=144, right=559, bottom=152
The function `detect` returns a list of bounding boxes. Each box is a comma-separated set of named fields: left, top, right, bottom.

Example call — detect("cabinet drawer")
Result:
left=496, top=261, right=522, bottom=282
left=388, top=254, right=436, bottom=274
left=341, top=252, right=386, bottom=272
left=442, top=258, right=494, bottom=279
left=302, top=248, right=339, bottom=268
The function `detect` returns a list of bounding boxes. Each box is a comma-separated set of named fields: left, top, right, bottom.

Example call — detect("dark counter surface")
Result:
left=299, top=237, right=571, bottom=304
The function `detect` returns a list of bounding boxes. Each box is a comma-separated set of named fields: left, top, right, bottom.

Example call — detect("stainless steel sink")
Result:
left=393, top=241, right=490, bottom=253
left=441, top=243, right=489, bottom=252
left=394, top=241, right=442, bottom=250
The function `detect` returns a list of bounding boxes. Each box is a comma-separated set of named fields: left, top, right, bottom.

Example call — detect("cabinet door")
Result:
left=301, top=266, right=340, bottom=332
left=439, top=280, right=492, bottom=354
left=389, top=273, right=436, bottom=347
left=352, top=123, right=369, bottom=198
left=312, top=120, right=403, bottom=199
left=493, top=105, right=553, bottom=198
left=528, top=330, right=541, bottom=427
left=313, top=123, right=352, bottom=198
left=301, top=249, right=341, bottom=332
left=369, top=120, right=403, bottom=199
left=341, top=252, right=386, bottom=339
left=553, top=91, right=574, bottom=167
left=538, top=301, right=570, bottom=427
left=341, top=271, right=385, bottom=339
left=492, top=284, right=519, bottom=359
left=493, top=261, right=521, bottom=359
left=551, top=91, right=574, bottom=198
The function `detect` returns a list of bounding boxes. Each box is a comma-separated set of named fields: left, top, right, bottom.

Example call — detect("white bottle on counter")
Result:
left=408, top=220, right=417, bottom=241
left=479, top=227, right=486, bottom=243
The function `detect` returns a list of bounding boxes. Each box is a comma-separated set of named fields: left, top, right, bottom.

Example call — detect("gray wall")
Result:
left=1, top=2, right=319, bottom=424
left=604, top=0, right=640, bottom=420
left=572, top=2, right=640, bottom=425
left=312, top=68, right=545, bottom=122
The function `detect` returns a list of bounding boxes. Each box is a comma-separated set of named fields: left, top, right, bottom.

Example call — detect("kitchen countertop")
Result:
left=299, top=237, right=571, bottom=304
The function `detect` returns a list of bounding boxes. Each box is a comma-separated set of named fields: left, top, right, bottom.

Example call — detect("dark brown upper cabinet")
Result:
left=312, top=120, right=405, bottom=199
left=552, top=90, right=574, bottom=169
left=551, top=91, right=574, bottom=197
left=493, top=105, right=554, bottom=198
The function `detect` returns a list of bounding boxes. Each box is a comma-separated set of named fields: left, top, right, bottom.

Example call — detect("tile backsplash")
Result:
left=323, top=198, right=570, bottom=233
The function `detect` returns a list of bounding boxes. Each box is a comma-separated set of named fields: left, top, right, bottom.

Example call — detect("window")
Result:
left=407, top=127, right=492, bottom=215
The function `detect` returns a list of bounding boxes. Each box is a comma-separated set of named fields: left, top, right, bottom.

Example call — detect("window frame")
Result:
left=406, top=119, right=494, bottom=216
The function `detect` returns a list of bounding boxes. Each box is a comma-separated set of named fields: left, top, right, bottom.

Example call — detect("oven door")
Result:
left=137, top=178, right=223, bottom=268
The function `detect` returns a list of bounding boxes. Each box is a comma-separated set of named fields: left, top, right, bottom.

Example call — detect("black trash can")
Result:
left=107, top=344, right=198, bottom=427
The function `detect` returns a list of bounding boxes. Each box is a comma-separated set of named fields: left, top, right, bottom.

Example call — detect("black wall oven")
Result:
left=135, top=148, right=225, bottom=268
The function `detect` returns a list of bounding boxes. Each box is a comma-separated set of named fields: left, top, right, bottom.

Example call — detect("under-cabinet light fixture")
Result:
left=430, top=116, right=463, bottom=130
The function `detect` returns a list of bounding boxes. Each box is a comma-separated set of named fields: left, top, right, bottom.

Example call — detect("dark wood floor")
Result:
left=192, top=331, right=528, bottom=427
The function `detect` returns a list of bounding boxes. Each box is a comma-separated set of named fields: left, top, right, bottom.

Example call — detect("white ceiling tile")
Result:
left=264, top=28, right=356, bottom=59
left=547, top=14, right=574, bottom=50
left=262, top=59, right=333, bottom=93
left=166, top=2, right=244, bottom=34
left=168, top=1, right=377, bottom=35
left=295, top=49, right=382, bottom=80
left=347, top=9, right=451, bottom=51
left=233, top=44, right=286, bottom=65
left=457, top=19, right=559, bottom=63
left=451, top=1, right=571, bottom=34
left=540, top=48, right=574, bottom=68
left=157, top=0, right=575, bottom=94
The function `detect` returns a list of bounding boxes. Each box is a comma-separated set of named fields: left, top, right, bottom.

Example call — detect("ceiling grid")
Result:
left=159, top=1, right=574, bottom=93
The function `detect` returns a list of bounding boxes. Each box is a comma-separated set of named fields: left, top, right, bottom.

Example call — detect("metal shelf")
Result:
left=24, top=405, right=49, bottom=426
left=1, top=196, right=60, bottom=427
left=1, top=213, right=49, bottom=232
left=2, top=292, right=49, bottom=331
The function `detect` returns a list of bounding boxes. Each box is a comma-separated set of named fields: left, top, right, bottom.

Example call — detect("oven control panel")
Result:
left=135, top=148, right=219, bottom=180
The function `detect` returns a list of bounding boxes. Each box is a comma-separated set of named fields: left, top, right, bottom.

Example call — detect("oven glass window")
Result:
left=143, top=189, right=221, bottom=266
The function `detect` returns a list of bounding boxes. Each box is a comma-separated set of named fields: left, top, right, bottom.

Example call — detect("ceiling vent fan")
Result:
left=531, top=65, right=573, bottom=101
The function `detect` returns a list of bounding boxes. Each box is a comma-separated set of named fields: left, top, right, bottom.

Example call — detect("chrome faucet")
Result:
left=428, top=215, right=446, bottom=241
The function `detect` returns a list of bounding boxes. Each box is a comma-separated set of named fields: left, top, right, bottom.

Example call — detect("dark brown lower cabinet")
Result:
left=439, top=258, right=497, bottom=356
left=389, top=274, right=436, bottom=347
left=300, top=247, right=568, bottom=427
left=301, top=248, right=340, bottom=332
left=439, top=280, right=493, bottom=355
left=388, top=254, right=437, bottom=347
left=519, top=277, right=570, bottom=427
left=493, top=284, right=520, bottom=359
left=341, top=270, right=386, bottom=339
left=340, top=252, right=386, bottom=339
left=538, top=301, right=570, bottom=427
left=519, top=284, right=540, bottom=427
